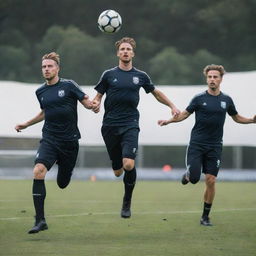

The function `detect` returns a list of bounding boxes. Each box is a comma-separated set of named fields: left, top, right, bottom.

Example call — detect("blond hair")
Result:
left=203, top=64, right=226, bottom=77
left=115, top=37, right=136, bottom=51
left=42, top=52, right=60, bottom=66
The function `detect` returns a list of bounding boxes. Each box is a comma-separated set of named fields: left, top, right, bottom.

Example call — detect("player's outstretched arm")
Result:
left=231, top=114, right=256, bottom=124
left=151, top=89, right=180, bottom=116
left=91, top=93, right=103, bottom=113
left=158, top=110, right=191, bottom=126
left=80, top=95, right=93, bottom=109
left=15, top=110, right=45, bottom=132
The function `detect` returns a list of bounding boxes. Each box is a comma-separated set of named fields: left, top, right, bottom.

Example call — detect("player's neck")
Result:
left=207, top=88, right=220, bottom=96
left=119, top=61, right=133, bottom=71
left=46, top=76, right=59, bottom=85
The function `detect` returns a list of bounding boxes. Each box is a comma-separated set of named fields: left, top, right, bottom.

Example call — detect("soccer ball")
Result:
left=97, top=10, right=122, bottom=33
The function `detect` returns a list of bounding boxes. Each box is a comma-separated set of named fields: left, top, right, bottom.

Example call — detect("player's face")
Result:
left=117, top=42, right=135, bottom=63
left=42, top=59, right=59, bottom=81
left=206, top=70, right=222, bottom=91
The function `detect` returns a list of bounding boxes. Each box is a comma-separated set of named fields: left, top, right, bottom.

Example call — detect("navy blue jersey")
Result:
left=36, top=78, right=86, bottom=141
left=94, top=67, right=155, bottom=127
left=186, top=91, right=238, bottom=145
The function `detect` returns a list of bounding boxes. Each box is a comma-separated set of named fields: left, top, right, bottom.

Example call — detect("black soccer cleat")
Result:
left=181, top=172, right=189, bottom=185
left=121, top=199, right=131, bottom=218
left=200, top=216, right=213, bottom=226
left=28, top=218, right=48, bottom=234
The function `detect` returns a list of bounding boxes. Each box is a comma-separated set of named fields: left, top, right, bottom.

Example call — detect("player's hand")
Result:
left=253, top=115, right=256, bottom=123
left=158, top=120, right=171, bottom=126
left=92, top=100, right=100, bottom=113
left=15, top=124, right=27, bottom=132
left=81, top=96, right=94, bottom=109
left=84, top=100, right=93, bottom=109
left=171, top=106, right=181, bottom=117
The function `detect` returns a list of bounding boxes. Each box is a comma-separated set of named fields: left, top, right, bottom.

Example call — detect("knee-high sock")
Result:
left=123, top=167, right=137, bottom=201
left=32, top=179, right=46, bottom=221
left=202, top=202, right=212, bottom=217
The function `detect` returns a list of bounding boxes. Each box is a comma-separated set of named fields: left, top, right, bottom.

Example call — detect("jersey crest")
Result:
left=133, top=76, right=139, bottom=85
left=220, top=101, right=226, bottom=109
left=58, top=90, right=65, bottom=97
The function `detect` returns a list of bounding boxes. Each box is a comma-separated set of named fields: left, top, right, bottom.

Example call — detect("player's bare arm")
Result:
left=151, top=89, right=180, bottom=116
left=92, top=93, right=103, bottom=113
left=231, top=114, right=256, bottom=124
left=15, top=110, right=45, bottom=132
left=80, top=95, right=93, bottom=109
left=158, top=110, right=191, bottom=126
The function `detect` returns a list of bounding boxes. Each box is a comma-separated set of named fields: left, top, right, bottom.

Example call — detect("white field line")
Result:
left=0, top=208, right=256, bottom=221
left=0, top=200, right=116, bottom=203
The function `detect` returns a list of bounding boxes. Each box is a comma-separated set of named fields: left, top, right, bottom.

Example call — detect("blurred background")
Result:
left=1, top=0, right=256, bottom=84
left=0, top=0, right=255, bottom=180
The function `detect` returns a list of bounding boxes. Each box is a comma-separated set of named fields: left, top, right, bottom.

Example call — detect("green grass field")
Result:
left=0, top=180, right=256, bottom=256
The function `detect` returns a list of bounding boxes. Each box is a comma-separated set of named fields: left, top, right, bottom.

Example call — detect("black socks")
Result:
left=202, top=202, right=212, bottom=218
left=32, top=179, right=46, bottom=221
left=123, top=167, right=137, bottom=201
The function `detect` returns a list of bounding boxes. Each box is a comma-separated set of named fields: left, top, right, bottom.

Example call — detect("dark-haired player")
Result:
left=158, top=64, right=256, bottom=226
left=92, top=37, right=180, bottom=218
left=15, top=52, right=94, bottom=233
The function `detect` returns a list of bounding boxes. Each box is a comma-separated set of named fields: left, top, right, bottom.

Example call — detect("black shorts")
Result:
left=186, top=143, right=222, bottom=181
left=101, top=126, right=139, bottom=170
left=35, top=138, right=79, bottom=173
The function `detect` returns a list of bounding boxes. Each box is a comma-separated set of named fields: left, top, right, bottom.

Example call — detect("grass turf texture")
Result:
left=0, top=180, right=255, bottom=256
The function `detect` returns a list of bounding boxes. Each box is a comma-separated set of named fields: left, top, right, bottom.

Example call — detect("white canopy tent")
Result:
left=1, top=71, right=255, bottom=146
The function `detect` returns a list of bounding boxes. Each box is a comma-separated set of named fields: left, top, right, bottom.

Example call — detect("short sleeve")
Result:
left=69, top=80, right=86, bottom=101
left=94, top=71, right=108, bottom=95
left=227, top=97, right=238, bottom=116
left=35, top=90, right=43, bottom=109
left=186, top=95, right=198, bottom=114
left=142, top=72, right=155, bottom=94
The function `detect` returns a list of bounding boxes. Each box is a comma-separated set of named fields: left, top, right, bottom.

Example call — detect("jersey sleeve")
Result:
left=186, top=95, right=198, bottom=113
left=227, top=97, right=238, bottom=116
left=94, top=71, right=108, bottom=95
left=69, top=80, right=86, bottom=101
left=142, top=72, right=155, bottom=93
left=35, top=89, right=43, bottom=109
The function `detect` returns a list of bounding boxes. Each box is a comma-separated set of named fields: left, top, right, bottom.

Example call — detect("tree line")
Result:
left=0, top=0, right=255, bottom=85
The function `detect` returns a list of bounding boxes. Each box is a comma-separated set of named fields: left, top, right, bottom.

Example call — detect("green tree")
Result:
left=149, top=47, right=191, bottom=85
left=0, top=45, right=29, bottom=81
left=188, top=49, right=222, bottom=84
left=36, top=26, right=116, bottom=84
left=0, top=29, right=30, bottom=51
left=0, top=0, right=256, bottom=83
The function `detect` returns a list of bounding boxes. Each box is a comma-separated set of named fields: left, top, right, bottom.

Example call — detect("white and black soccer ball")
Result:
left=97, top=10, right=122, bottom=33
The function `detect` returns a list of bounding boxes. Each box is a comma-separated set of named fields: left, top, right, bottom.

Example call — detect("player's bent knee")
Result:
left=57, top=166, right=73, bottom=188
left=57, top=173, right=71, bottom=188
left=114, top=169, right=123, bottom=177
left=57, top=179, right=70, bottom=189
left=123, top=159, right=134, bottom=171
left=33, top=164, right=47, bottom=179
left=205, top=176, right=216, bottom=186
left=58, top=184, right=68, bottom=189
left=189, top=177, right=200, bottom=184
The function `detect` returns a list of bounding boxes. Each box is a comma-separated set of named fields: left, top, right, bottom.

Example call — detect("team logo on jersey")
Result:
left=58, top=90, right=65, bottom=97
left=133, top=77, right=139, bottom=84
left=220, top=101, right=226, bottom=109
